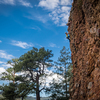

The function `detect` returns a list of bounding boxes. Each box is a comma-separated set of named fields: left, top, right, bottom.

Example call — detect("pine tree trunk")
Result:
left=36, top=90, right=40, bottom=100
left=65, top=65, right=68, bottom=99
left=66, top=83, right=67, bottom=98
left=22, top=97, right=24, bottom=100
left=36, top=74, right=40, bottom=100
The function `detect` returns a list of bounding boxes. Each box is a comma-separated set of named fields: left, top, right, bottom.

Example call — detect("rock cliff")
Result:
left=68, top=0, right=100, bottom=100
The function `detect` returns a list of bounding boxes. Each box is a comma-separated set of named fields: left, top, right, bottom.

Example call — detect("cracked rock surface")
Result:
left=68, top=0, right=100, bottom=100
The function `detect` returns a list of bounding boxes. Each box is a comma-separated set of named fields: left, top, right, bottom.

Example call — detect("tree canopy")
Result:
left=15, top=47, right=53, bottom=100
left=0, top=46, right=73, bottom=100
left=46, top=46, right=73, bottom=100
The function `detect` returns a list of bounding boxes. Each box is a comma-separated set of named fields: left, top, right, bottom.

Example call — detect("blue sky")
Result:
left=0, top=0, right=73, bottom=97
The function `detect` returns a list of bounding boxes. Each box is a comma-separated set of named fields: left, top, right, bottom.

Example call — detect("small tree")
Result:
left=46, top=78, right=64, bottom=100
left=1, top=83, right=17, bottom=100
left=17, top=82, right=35, bottom=100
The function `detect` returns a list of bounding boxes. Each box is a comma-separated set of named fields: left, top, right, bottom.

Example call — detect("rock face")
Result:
left=68, top=0, right=100, bottom=100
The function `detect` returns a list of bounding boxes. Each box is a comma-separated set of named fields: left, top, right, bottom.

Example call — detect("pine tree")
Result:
left=16, top=47, right=53, bottom=100
left=1, top=83, right=17, bottom=100
left=47, top=46, right=72, bottom=100
left=0, top=58, right=19, bottom=83
left=0, top=58, right=31, bottom=100
left=17, top=82, right=35, bottom=100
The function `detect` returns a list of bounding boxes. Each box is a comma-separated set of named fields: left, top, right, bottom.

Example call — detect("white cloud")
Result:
left=18, top=0, right=33, bottom=8
left=45, top=73, right=64, bottom=87
left=0, top=0, right=33, bottom=8
left=11, top=40, right=34, bottom=49
left=0, top=50, right=14, bottom=60
left=49, top=6, right=71, bottom=26
left=0, top=0, right=15, bottom=5
left=38, top=0, right=59, bottom=10
left=61, top=0, right=72, bottom=5
left=0, top=67, right=6, bottom=74
left=38, top=67, right=63, bottom=87
left=38, top=0, right=73, bottom=26
left=0, top=61, right=12, bottom=68
left=0, top=40, right=2, bottom=43
left=61, top=6, right=71, bottom=12
left=2, top=64, right=12, bottom=68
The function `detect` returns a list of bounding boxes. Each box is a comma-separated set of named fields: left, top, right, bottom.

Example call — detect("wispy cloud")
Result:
left=0, top=0, right=15, bottom=5
left=30, top=26, right=41, bottom=31
left=49, top=43, right=59, bottom=48
left=0, top=40, right=2, bottom=43
left=0, top=61, right=5, bottom=64
left=38, top=0, right=73, bottom=26
left=49, top=43, right=56, bottom=47
left=0, top=50, right=14, bottom=60
left=35, top=43, right=43, bottom=47
left=0, top=61, right=12, bottom=68
left=27, top=25, right=41, bottom=31
left=11, top=40, right=34, bottom=49
left=25, top=14, right=48, bottom=23
left=0, top=0, right=33, bottom=8
left=2, top=63, right=12, bottom=68
left=18, top=0, right=33, bottom=8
